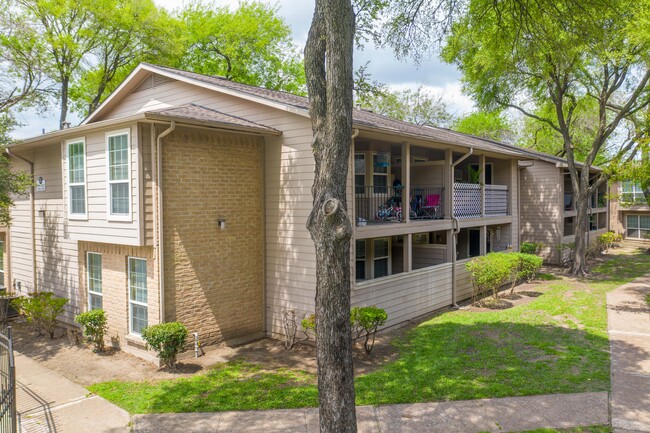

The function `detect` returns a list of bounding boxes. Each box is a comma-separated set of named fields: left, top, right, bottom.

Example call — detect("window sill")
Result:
left=68, top=215, right=88, bottom=221
left=107, top=215, right=132, bottom=223
left=124, top=333, right=146, bottom=347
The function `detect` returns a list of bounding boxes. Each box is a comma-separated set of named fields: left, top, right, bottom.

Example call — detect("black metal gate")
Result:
left=0, top=326, right=17, bottom=433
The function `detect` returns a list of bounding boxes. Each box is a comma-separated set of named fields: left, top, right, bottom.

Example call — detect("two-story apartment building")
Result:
left=610, top=181, right=650, bottom=241
left=514, top=149, right=608, bottom=264
left=2, top=63, right=566, bottom=360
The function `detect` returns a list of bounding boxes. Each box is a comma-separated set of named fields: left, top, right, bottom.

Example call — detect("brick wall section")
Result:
left=78, top=241, right=158, bottom=358
left=162, top=128, right=264, bottom=346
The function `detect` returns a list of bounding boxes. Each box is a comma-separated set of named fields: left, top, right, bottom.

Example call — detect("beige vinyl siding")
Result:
left=9, top=145, right=81, bottom=323
left=105, top=77, right=319, bottom=337
left=509, top=159, right=520, bottom=251
left=140, top=124, right=154, bottom=246
left=8, top=153, right=35, bottom=293
left=520, top=161, right=562, bottom=263
left=349, top=259, right=473, bottom=330
left=62, top=124, right=142, bottom=245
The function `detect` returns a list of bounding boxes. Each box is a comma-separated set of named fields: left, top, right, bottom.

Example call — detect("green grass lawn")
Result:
left=89, top=250, right=650, bottom=414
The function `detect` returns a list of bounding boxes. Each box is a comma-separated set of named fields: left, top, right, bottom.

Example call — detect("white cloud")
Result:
left=388, top=82, right=475, bottom=117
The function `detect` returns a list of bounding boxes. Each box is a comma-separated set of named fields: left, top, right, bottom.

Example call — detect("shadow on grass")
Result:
left=354, top=321, right=632, bottom=407
left=92, top=320, right=645, bottom=414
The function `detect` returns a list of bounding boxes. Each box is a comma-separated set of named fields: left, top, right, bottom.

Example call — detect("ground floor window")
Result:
left=373, top=238, right=390, bottom=278
left=128, top=257, right=148, bottom=335
left=86, top=252, right=103, bottom=310
left=626, top=214, right=650, bottom=240
left=355, top=240, right=366, bottom=281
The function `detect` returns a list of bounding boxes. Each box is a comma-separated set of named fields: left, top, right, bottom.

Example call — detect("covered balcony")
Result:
left=353, top=139, right=512, bottom=226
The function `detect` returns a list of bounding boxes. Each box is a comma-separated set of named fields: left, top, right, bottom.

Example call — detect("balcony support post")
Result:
left=402, top=143, right=410, bottom=223
left=443, top=149, right=452, bottom=219
left=480, top=225, right=487, bottom=255
left=404, top=233, right=412, bottom=272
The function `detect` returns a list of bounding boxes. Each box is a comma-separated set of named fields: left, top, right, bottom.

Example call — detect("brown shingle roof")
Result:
left=146, top=103, right=280, bottom=134
left=146, top=63, right=525, bottom=157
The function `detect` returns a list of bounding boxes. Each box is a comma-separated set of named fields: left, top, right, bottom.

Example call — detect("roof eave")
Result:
left=143, top=113, right=282, bottom=136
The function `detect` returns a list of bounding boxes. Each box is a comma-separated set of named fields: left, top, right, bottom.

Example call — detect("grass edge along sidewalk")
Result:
left=89, top=250, right=650, bottom=414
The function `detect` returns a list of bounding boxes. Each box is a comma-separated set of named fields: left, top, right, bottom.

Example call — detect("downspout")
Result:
left=6, top=149, right=36, bottom=293
left=155, top=121, right=176, bottom=323
left=450, top=217, right=460, bottom=309
left=449, top=147, right=473, bottom=309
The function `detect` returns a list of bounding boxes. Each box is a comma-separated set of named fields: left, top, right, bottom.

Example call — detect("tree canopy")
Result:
left=177, top=1, right=305, bottom=95
left=374, top=0, right=650, bottom=273
left=0, top=0, right=306, bottom=128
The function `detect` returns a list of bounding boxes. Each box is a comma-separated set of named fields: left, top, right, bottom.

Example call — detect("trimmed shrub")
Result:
left=141, top=322, right=188, bottom=368
left=520, top=242, right=544, bottom=255
left=75, top=309, right=108, bottom=352
left=466, top=252, right=513, bottom=301
left=467, top=252, right=543, bottom=300
left=350, top=306, right=387, bottom=355
left=513, top=253, right=543, bottom=284
left=12, top=292, right=68, bottom=339
left=597, top=231, right=623, bottom=251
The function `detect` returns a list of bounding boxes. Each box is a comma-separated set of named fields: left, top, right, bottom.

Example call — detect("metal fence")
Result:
left=0, top=326, right=16, bottom=433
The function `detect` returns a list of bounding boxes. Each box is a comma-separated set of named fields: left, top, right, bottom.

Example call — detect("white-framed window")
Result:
left=106, top=130, right=131, bottom=219
left=66, top=138, right=87, bottom=218
left=355, top=239, right=366, bottom=281
left=128, top=257, right=147, bottom=335
left=373, top=237, right=390, bottom=278
left=86, top=252, right=102, bottom=310
left=626, top=214, right=650, bottom=240
left=354, top=154, right=366, bottom=194
left=621, top=182, right=645, bottom=205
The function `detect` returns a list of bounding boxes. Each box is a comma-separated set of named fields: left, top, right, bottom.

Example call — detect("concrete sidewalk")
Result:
left=16, top=351, right=130, bottom=433
left=607, top=273, right=650, bottom=433
left=133, top=392, right=609, bottom=433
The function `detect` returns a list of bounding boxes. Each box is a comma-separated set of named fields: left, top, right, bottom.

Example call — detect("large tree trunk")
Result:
left=60, top=77, right=69, bottom=129
left=572, top=192, right=590, bottom=275
left=304, top=1, right=357, bottom=432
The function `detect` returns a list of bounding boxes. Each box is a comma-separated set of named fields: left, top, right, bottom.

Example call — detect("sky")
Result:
left=12, top=0, right=474, bottom=138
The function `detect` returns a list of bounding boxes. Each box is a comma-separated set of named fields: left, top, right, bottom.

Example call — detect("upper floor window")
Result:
left=621, top=182, right=645, bottom=205
left=66, top=138, right=86, bottom=218
left=107, top=130, right=130, bottom=218
left=354, top=154, right=366, bottom=194
left=373, top=154, right=389, bottom=194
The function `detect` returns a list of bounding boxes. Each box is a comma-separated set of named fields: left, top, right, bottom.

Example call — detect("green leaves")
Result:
left=141, top=322, right=188, bottom=368
left=75, top=308, right=108, bottom=352
left=176, top=1, right=306, bottom=95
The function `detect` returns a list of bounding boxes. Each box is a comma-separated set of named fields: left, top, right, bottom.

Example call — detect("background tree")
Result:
left=0, top=6, right=48, bottom=112
left=177, top=1, right=306, bottom=94
left=376, top=0, right=650, bottom=274
left=69, top=0, right=181, bottom=116
left=452, top=110, right=514, bottom=143
left=356, top=84, right=453, bottom=126
left=304, top=0, right=357, bottom=431
left=0, top=114, right=33, bottom=224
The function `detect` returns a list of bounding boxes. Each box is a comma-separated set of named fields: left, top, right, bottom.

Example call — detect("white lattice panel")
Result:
left=453, top=183, right=481, bottom=218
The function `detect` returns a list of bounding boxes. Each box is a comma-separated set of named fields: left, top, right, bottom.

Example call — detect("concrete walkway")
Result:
left=16, top=351, right=130, bottom=433
left=133, top=392, right=609, bottom=432
left=607, top=273, right=650, bottom=433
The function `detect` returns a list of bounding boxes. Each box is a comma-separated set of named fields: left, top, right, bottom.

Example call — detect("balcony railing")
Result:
left=354, top=185, right=444, bottom=225
left=453, top=183, right=481, bottom=218
left=453, top=183, right=509, bottom=219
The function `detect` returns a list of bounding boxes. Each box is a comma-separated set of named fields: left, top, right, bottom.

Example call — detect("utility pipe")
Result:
left=448, top=148, right=473, bottom=309
left=6, top=149, right=36, bottom=293
left=155, top=121, right=176, bottom=323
